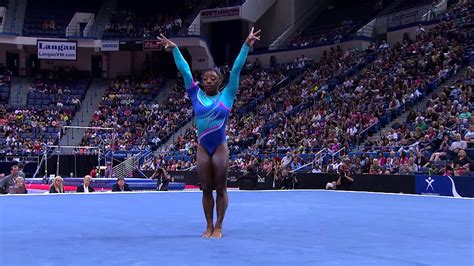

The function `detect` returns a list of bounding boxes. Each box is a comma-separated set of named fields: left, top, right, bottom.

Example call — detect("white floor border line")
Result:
left=1, top=189, right=473, bottom=200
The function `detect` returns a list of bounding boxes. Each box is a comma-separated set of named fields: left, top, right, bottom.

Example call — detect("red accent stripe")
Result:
left=218, top=102, right=231, bottom=111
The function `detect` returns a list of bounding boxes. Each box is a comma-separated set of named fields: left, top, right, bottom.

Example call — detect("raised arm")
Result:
left=157, top=34, right=193, bottom=90
left=226, top=27, right=262, bottom=97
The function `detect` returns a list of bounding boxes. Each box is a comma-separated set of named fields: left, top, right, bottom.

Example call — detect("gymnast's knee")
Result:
left=201, top=185, right=214, bottom=195
left=215, top=186, right=227, bottom=196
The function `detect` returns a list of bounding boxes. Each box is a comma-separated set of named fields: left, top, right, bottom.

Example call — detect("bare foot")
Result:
left=210, top=228, right=223, bottom=238
left=201, top=227, right=213, bottom=238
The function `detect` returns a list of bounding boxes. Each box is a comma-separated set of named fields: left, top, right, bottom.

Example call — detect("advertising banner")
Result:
left=119, top=40, right=143, bottom=51
left=143, top=40, right=162, bottom=50
left=415, top=175, right=474, bottom=198
left=101, top=40, right=119, bottom=51
left=37, top=40, right=77, bottom=60
left=387, top=4, right=432, bottom=28
left=201, top=6, right=240, bottom=22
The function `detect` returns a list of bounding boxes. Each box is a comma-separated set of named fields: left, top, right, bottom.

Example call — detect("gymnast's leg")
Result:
left=197, top=145, right=214, bottom=238
left=211, top=143, right=229, bottom=238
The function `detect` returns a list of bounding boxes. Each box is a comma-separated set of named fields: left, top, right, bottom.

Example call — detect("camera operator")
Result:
left=150, top=167, right=171, bottom=191
left=326, top=160, right=354, bottom=190
left=280, top=169, right=298, bottom=189
left=248, top=158, right=259, bottom=189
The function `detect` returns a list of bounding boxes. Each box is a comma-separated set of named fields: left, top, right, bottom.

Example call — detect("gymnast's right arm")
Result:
left=157, top=34, right=193, bottom=90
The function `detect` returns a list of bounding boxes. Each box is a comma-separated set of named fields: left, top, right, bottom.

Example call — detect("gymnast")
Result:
left=157, top=27, right=261, bottom=238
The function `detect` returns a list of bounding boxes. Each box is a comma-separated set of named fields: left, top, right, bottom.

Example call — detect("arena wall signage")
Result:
left=386, top=4, right=432, bottom=28
left=119, top=40, right=143, bottom=51
left=415, top=175, right=474, bottom=198
left=201, top=6, right=240, bottom=22
left=37, top=40, right=77, bottom=60
left=101, top=40, right=119, bottom=51
left=143, top=40, right=162, bottom=50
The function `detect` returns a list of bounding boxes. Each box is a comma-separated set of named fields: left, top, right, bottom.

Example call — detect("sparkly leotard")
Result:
left=172, top=43, right=249, bottom=156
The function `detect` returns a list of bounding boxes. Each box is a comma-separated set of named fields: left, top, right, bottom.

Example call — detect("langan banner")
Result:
left=37, top=40, right=77, bottom=60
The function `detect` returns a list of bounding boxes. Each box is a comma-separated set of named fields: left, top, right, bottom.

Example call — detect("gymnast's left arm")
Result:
left=226, top=27, right=262, bottom=98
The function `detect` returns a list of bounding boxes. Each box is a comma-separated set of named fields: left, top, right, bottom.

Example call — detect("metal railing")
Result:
left=331, top=147, right=346, bottom=160
left=355, top=19, right=376, bottom=38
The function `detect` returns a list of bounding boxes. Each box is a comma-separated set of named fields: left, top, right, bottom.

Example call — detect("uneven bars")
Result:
left=62, top=126, right=115, bottom=130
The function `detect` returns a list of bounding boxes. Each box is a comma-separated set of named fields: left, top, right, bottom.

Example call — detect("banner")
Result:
left=37, top=40, right=77, bottom=60
left=143, top=40, right=162, bottom=50
left=119, top=40, right=143, bottom=51
left=201, top=6, right=240, bottom=22
left=387, top=4, right=432, bottom=28
left=415, top=175, right=474, bottom=198
left=101, top=40, right=119, bottom=51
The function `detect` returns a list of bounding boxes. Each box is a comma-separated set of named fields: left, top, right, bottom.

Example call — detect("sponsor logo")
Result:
left=201, top=6, right=240, bottom=19
left=37, top=40, right=77, bottom=60
left=425, top=176, right=435, bottom=192
left=143, top=40, right=162, bottom=50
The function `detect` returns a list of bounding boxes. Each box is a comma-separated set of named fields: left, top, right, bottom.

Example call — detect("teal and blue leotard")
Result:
left=172, top=43, right=249, bottom=156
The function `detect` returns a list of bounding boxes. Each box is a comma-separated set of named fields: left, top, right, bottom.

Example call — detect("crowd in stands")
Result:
left=104, top=11, right=184, bottom=39
left=1, top=68, right=90, bottom=156
left=292, top=19, right=356, bottom=47
left=362, top=67, right=473, bottom=175
left=154, top=0, right=472, bottom=177
left=26, top=68, right=88, bottom=111
left=0, top=1, right=471, bottom=185
left=79, top=76, right=194, bottom=152
left=291, top=0, right=384, bottom=47
left=22, top=0, right=100, bottom=37
left=28, top=76, right=83, bottom=110
left=0, top=106, right=69, bottom=156
left=103, top=0, right=199, bottom=39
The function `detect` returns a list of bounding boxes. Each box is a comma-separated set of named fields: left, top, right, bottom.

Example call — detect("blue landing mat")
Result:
left=0, top=191, right=473, bottom=265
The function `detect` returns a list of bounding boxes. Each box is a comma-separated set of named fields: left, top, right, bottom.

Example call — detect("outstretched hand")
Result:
left=157, top=33, right=177, bottom=49
left=246, top=27, right=261, bottom=47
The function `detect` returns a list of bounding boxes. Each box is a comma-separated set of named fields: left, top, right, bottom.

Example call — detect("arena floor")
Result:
left=0, top=190, right=472, bottom=265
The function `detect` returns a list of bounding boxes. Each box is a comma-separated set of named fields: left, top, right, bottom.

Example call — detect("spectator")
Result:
left=452, top=150, right=473, bottom=174
left=150, top=167, right=171, bottom=191
left=465, top=124, right=474, bottom=147
left=430, top=134, right=451, bottom=161
left=281, top=152, right=292, bottom=168
left=76, top=175, right=95, bottom=193
left=112, top=177, right=132, bottom=192
left=90, top=167, right=97, bottom=178
left=15, top=164, right=26, bottom=179
left=49, top=176, right=64, bottom=193
left=0, top=165, right=20, bottom=194
left=9, top=176, right=27, bottom=194
left=280, top=169, right=298, bottom=189
left=449, top=133, right=467, bottom=157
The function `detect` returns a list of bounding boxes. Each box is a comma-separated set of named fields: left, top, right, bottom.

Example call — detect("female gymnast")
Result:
left=157, top=27, right=261, bottom=238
